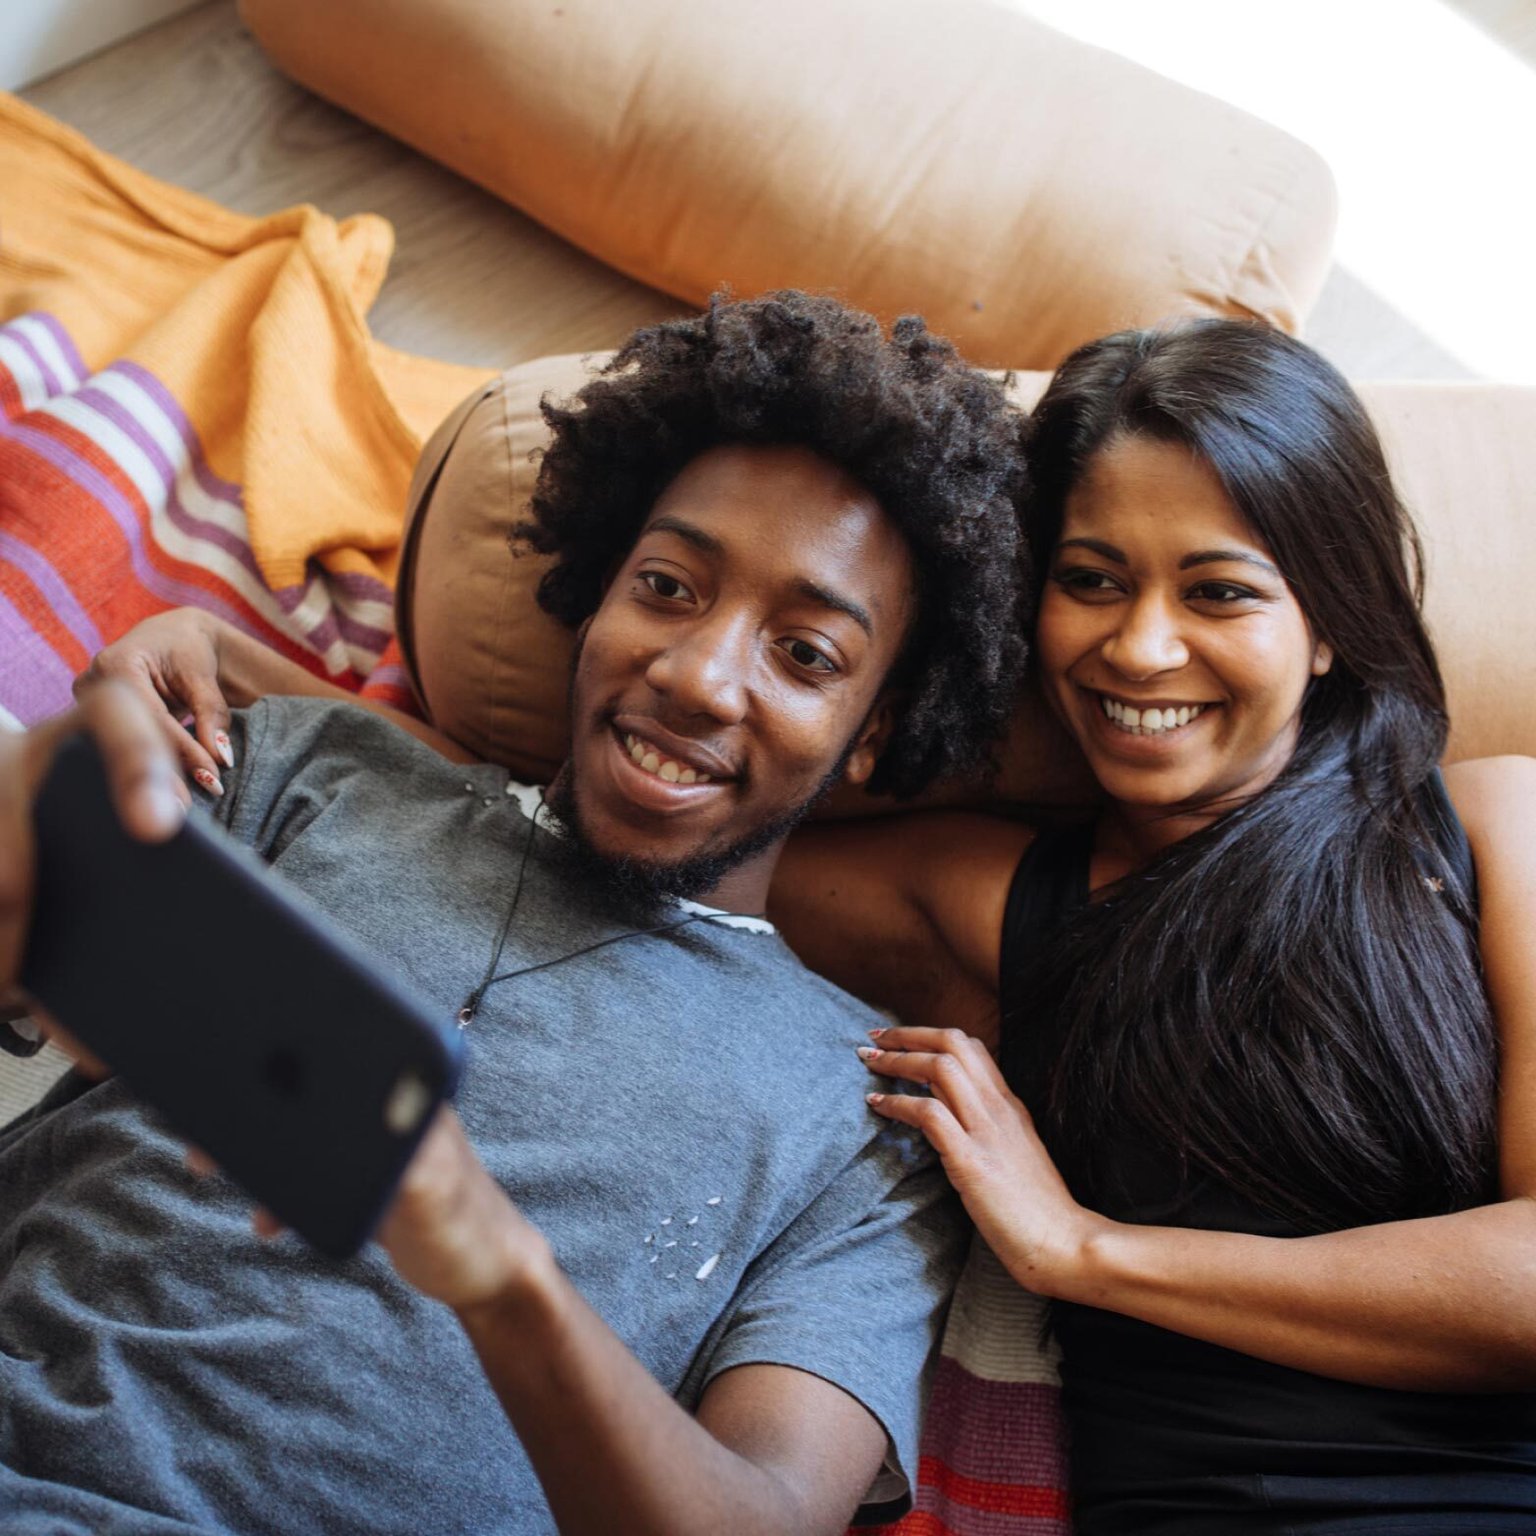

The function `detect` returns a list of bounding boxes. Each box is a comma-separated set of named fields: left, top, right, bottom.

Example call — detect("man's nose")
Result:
left=644, top=612, right=751, bottom=725
left=1100, top=594, right=1189, bottom=680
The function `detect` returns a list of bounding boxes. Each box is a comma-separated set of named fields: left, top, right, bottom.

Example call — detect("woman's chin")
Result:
left=1091, top=765, right=1202, bottom=811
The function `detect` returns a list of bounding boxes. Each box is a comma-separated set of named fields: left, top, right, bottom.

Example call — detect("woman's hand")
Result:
left=77, top=610, right=236, bottom=795
left=861, top=1025, right=1108, bottom=1296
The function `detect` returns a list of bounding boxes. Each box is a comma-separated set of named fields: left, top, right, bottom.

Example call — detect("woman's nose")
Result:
left=1099, top=595, right=1189, bottom=680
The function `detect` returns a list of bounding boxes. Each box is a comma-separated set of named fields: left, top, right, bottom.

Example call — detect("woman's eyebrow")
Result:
left=1056, top=537, right=1126, bottom=563
left=1179, top=548, right=1281, bottom=577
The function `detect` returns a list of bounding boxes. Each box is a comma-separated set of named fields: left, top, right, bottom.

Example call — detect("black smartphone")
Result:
left=19, top=734, right=465, bottom=1260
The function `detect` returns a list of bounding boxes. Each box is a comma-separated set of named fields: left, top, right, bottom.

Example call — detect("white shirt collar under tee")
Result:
left=502, top=779, right=776, bottom=936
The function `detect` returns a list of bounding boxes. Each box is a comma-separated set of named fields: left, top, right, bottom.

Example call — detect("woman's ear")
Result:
left=1311, top=639, right=1335, bottom=677
left=841, top=694, right=902, bottom=788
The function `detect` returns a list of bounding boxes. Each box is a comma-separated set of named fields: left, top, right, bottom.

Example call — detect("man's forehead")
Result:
left=637, top=444, right=914, bottom=627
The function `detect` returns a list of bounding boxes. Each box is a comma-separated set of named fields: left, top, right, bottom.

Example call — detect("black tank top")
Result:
left=999, top=775, right=1536, bottom=1534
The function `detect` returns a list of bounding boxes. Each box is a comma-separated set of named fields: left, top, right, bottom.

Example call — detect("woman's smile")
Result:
left=1093, top=691, right=1214, bottom=737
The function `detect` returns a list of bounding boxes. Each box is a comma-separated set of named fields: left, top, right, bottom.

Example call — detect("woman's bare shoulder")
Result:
left=773, top=811, right=1036, bottom=1008
left=1442, top=755, right=1536, bottom=845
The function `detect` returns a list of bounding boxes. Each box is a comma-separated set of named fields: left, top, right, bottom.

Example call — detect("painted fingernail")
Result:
left=214, top=731, right=234, bottom=769
left=866, top=1092, right=885, bottom=1106
left=856, top=1046, right=878, bottom=1061
left=193, top=768, right=224, bottom=797
left=868, top=1027, right=887, bottom=1039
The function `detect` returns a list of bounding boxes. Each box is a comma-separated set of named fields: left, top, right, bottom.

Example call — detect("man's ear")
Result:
left=841, top=693, right=903, bottom=788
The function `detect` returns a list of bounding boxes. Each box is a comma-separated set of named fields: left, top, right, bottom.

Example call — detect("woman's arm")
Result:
left=80, top=609, right=479, bottom=783
left=862, top=756, right=1536, bottom=1392
left=771, top=812, right=1032, bottom=1043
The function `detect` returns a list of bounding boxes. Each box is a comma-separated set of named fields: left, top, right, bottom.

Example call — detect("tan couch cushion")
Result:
left=1359, top=382, right=1536, bottom=766
left=239, top=0, right=1336, bottom=371
left=395, top=358, right=1536, bottom=795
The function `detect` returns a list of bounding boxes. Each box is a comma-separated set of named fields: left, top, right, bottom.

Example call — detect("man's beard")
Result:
left=543, top=735, right=858, bottom=913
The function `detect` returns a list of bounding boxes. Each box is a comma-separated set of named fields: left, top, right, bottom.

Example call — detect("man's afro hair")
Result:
left=517, top=291, right=1030, bottom=799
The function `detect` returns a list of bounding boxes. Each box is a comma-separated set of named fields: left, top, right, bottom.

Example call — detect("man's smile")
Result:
left=612, top=714, right=739, bottom=784
left=623, top=733, right=713, bottom=783
left=601, top=721, right=737, bottom=819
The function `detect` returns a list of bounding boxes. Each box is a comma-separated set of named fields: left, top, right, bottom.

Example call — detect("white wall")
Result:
left=1, top=0, right=205, bottom=91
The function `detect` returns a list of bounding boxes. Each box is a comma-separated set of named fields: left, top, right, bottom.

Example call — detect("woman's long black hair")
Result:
left=1003, top=321, right=1499, bottom=1234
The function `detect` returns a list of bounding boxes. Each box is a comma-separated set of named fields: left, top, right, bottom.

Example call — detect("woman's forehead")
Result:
left=1063, top=436, right=1269, bottom=558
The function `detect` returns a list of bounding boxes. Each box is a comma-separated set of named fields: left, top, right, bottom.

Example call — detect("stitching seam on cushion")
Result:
left=483, top=378, right=521, bottom=768
left=1224, top=151, right=1334, bottom=332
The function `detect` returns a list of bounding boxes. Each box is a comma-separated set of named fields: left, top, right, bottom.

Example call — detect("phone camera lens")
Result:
left=384, top=1071, right=431, bottom=1135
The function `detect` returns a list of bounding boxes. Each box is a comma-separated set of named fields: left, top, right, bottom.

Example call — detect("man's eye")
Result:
left=639, top=572, right=691, bottom=601
left=782, top=639, right=836, bottom=674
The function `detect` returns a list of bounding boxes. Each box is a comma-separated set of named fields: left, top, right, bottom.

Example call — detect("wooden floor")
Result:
left=19, top=0, right=1520, bottom=382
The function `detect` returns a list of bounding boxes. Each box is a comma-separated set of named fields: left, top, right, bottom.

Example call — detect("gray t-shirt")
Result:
left=0, top=698, right=963, bottom=1534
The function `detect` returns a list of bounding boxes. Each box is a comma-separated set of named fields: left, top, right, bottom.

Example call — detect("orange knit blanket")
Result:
left=0, top=92, right=490, bottom=725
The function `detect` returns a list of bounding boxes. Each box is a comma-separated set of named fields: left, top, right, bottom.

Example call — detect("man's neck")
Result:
left=690, top=844, right=781, bottom=916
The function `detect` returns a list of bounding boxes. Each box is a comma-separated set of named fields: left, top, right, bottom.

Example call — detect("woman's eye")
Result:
left=1054, top=568, right=1122, bottom=597
left=1188, top=581, right=1259, bottom=605
left=639, top=571, right=691, bottom=601
left=782, top=638, right=837, bottom=674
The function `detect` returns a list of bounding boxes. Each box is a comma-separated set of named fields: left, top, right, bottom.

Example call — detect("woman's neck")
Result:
left=1092, top=802, right=1221, bottom=884
left=1093, top=755, right=1298, bottom=882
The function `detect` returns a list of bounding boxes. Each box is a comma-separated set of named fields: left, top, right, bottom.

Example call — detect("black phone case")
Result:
left=21, top=735, right=465, bottom=1260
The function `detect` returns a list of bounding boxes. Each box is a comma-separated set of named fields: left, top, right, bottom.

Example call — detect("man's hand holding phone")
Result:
left=1, top=681, right=186, bottom=1073
left=8, top=681, right=469, bottom=1261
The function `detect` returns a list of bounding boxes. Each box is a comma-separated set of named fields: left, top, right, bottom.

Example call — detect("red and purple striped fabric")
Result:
left=0, top=309, right=417, bottom=728
left=867, top=1238, right=1072, bottom=1536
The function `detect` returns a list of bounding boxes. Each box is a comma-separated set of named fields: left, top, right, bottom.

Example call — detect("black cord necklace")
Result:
left=454, top=791, right=765, bottom=1028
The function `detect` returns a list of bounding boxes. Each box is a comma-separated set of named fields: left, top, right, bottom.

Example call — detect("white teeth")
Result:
left=622, top=733, right=714, bottom=785
left=1099, top=698, right=1206, bottom=736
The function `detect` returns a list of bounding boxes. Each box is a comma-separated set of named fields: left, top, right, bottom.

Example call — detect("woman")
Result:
left=775, top=320, right=1536, bottom=1532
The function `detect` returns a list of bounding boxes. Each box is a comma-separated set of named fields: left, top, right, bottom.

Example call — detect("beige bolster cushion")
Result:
left=238, top=0, right=1336, bottom=370
left=395, top=357, right=1536, bottom=797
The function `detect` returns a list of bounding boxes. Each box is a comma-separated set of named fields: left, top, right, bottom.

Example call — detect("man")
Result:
left=0, top=293, right=1028, bottom=1534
